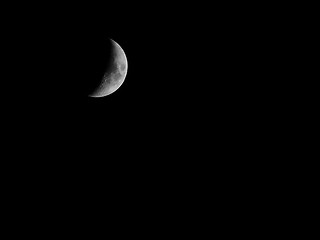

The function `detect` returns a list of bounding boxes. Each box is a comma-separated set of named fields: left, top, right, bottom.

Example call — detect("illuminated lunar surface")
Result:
left=90, top=40, right=127, bottom=97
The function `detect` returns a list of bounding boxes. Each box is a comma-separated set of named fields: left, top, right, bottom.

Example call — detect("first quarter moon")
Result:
left=90, top=39, right=128, bottom=97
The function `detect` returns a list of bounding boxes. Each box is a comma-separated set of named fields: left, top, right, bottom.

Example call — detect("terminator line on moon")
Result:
left=90, top=40, right=128, bottom=97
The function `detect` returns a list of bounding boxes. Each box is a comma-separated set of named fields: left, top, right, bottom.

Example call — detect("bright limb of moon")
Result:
left=90, top=39, right=128, bottom=97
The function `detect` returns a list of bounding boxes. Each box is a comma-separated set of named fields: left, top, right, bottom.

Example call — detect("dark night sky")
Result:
left=3, top=1, right=268, bottom=160
left=5, top=3, right=196, bottom=145
left=1, top=1, right=281, bottom=191
left=0, top=3, right=290, bottom=218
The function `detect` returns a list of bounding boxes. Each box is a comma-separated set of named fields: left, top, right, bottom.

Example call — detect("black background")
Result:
left=1, top=2, right=283, bottom=177
left=0, top=2, right=296, bottom=231
left=4, top=2, right=214, bottom=150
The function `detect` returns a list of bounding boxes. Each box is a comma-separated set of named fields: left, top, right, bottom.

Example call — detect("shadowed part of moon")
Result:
left=90, top=40, right=127, bottom=97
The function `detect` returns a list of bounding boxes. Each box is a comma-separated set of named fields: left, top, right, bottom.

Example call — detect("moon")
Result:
left=90, top=39, right=128, bottom=97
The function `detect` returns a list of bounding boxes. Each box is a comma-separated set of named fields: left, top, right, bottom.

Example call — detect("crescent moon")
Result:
left=90, top=39, right=128, bottom=97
